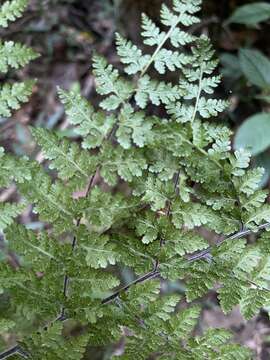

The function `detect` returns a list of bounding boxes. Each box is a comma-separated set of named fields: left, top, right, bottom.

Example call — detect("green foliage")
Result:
left=0, top=202, right=25, bottom=231
left=58, top=86, right=117, bottom=148
left=239, top=48, right=270, bottom=89
left=31, top=127, right=98, bottom=183
left=0, top=41, right=38, bottom=73
left=0, top=80, right=35, bottom=117
left=0, top=0, right=37, bottom=123
left=235, top=113, right=270, bottom=156
left=92, top=54, right=134, bottom=110
left=19, top=322, right=89, bottom=360
left=228, top=2, right=270, bottom=27
left=223, top=31, right=270, bottom=184
left=232, top=47, right=270, bottom=183
left=0, top=0, right=28, bottom=28
left=2, top=0, right=270, bottom=358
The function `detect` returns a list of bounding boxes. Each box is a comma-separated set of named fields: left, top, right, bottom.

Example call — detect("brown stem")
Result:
left=58, top=171, right=98, bottom=321
left=102, top=270, right=160, bottom=305
left=186, top=222, right=270, bottom=262
left=0, top=345, right=29, bottom=359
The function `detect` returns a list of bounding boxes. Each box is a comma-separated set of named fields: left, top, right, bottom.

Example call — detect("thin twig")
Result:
left=2, top=222, right=270, bottom=358
left=57, top=171, right=98, bottom=321
left=0, top=345, right=29, bottom=359
left=102, top=270, right=160, bottom=305
left=187, top=222, right=270, bottom=262
left=158, top=170, right=181, bottom=265
left=165, top=170, right=181, bottom=217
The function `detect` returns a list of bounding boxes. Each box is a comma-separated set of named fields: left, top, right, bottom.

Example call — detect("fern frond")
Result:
left=0, top=0, right=28, bottom=28
left=18, top=167, right=79, bottom=235
left=92, top=54, right=134, bottom=110
left=0, top=41, right=38, bottom=73
left=116, top=33, right=151, bottom=75
left=59, top=87, right=116, bottom=148
left=135, top=75, right=182, bottom=109
left=20, top=322, right=89, bottom=360
left=141, top=14, right=165, bottom=46
left=81, top=234, right=119, bottom=269
left=0, top=0, right=265, bottom=358
left=0, top=148, right=32, bottom=187
left=116, top=104, right=154, bottom=149
left=0, top=80, right=35, bottom=117
left=0, top=202, right=25, bottom=231
left=31, top=127, right=98, bottom=182
left=100, top=144, right=147, bottom=185
left=233, top=168, right=264, bottom=196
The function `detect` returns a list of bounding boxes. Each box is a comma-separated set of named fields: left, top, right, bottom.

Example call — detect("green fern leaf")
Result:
left=141, top=14, right=165, bottom=46
left=100, top=144, right=148, bottom=185
left=0, top=80, right=35, bottom=117
left=233, top=168, right=264, bottom=196
left=31, top=127, right=98, bottom=181
left=169, top=305, right=200, bottom=339
left=59, top=87, right=116, bottom=148
left=0, top=41, right=38, bottom=73
left=135, top=75, right=181, bottom=109
left=116, top=104, right=154, bottom=149
left=92, top=54, right=134, bottom=110
left=20, top=322, right=89, bottom=360
left=153, top=49, right=191, bottom=74
left=0, top=202, right=25, bottom=231
left=0, top=0, right=28, bottom=28
left=115, top=33, right=151, bottom=75
left=82, top=235, right=118, bottom=269
left=0, top=149, right=32, bottom=187
left=18, top=167, right=79, bottom=235
left=240, top=288, right=270, bottom=320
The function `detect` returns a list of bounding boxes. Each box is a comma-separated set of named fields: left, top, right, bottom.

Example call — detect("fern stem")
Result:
left=102, top=269, right=160, bottom=305
left=5, top=222, right=270, bottom=356
left=0, top=345, right=29, bottom=359
left=59, top=170, right=98, bottom=321
left=191, top=65, right=204, bottom=123
left=103, top=221, right=270, bottom=305
left=187, top=221, right=270, bottom=262
left=187, top=64, right=223, bottom=170
left=141, top=16, right=181, bottom=77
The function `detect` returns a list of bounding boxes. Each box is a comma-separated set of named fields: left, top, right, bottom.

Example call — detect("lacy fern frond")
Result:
left=58, top=86, right=117, bottom=148
left=0, top=0, right=28, bottom=28
left=0, top=41, right=38, bottom=72
left=0, top=80, right=35, bottom=117
left=0, top=0, right=37, bottom=123
left=0, top=0, right=268, bottom=359
left=0, top=202, right=25, bottom=232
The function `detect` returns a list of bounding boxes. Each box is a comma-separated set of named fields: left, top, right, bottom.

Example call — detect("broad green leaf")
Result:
left=239, top=49, right=270, bottom=89
left=228, top=2, right=270, bottom=26
left=254, top=151, right=270, bottom=186
left=234, top=113, right=270, bottom=156
left=220, top=53, right=242, bottom=80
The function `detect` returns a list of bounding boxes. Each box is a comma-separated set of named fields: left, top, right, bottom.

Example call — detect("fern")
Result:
left=2, top=0, right=270, bottom=359
left=0, top=0, right=28, bottom=28
left=0, top=41, right=37, bottom=73
left=0, top=0, right=37, bottom=121
left=0, top=81, right=34, bottom=117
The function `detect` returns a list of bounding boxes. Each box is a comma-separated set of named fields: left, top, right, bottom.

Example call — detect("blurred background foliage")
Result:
left=1, top=0, right=270, bottom=358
